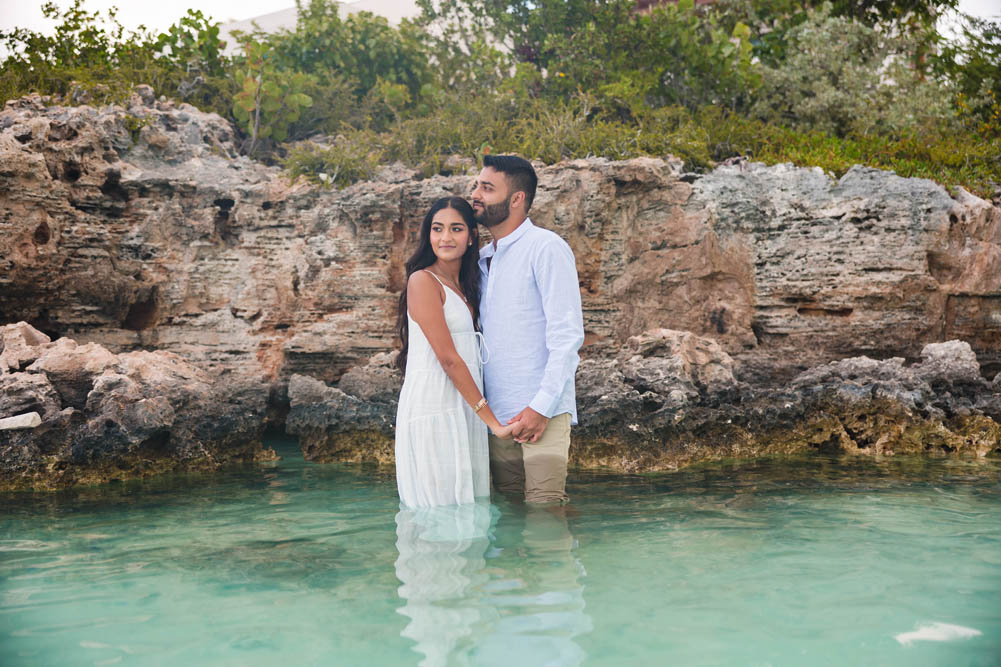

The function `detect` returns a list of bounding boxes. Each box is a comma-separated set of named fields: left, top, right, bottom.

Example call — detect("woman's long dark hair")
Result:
left=396, top=197, right=481, bottom=374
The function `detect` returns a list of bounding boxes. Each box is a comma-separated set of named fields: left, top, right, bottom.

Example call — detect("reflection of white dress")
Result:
left=395, top=274, right=490, bottom=508
left=395, top=502, right=495, bottom=666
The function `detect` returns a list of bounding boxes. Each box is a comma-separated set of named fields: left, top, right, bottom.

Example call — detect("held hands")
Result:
left=490, top=423, right=516, bottom=440
left=507, top=407, right=549, bottom=444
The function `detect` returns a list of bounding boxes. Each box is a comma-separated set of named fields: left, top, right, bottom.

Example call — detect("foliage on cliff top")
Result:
left=1, top=0, right=998, bottom=197
left=0, top=1, right=234, bottom=112
left=284, top=99, right=999, bottom=197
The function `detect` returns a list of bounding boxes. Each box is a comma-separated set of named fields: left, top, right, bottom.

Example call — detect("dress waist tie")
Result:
left=454, top=331, right=490, bottom=365
left=474, top=331, right=490, bottom=365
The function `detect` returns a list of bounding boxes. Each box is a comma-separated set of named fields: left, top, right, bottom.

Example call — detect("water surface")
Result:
left=2, top=440, right=999, bottom=666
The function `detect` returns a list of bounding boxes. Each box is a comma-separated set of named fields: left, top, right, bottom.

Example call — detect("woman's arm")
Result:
left=407, top=271, right=512, bottom=437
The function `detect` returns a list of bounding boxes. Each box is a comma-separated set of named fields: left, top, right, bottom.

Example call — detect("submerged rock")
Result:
left=0, top=323, right=273, bottom=490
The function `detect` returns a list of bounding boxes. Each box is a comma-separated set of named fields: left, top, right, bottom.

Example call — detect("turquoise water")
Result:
left=2, top=439, right=1000, bottom=666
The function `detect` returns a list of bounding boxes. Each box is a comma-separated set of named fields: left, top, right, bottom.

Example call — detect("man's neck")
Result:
left=489, top=215, right=528, bottom=249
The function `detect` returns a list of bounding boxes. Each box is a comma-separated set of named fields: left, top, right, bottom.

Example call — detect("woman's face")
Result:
left=429, top=207, right=472, bottom=263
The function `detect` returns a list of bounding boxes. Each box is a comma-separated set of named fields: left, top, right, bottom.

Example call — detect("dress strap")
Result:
left=421, top=269, right=447, bottom=288
left=422, top=269, right=485, bottom=362
left=421, top=269, right=458, bottom=304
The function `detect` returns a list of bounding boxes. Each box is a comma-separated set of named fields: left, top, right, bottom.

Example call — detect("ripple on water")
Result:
left=0, top=540, right=64, bottom=552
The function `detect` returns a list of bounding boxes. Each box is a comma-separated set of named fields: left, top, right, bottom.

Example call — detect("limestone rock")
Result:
left=0, top=322, right=51, bottom=372
left=286, top=372, right=394, bottom=463
left=0, top=372, right=63, bottom=420
left=0, top=325, right=270, bottom=490
left=3, top=96, right=998, bottom=393
left=1, top=95, right=1000, bottom=477
left=133, top=85, right=156, bottom=106
left=374, top=161, right=421, bottom=183
left=336, top=351, right=401, bottom=404
left=574, top=358, right=647, bottom=430
left=27, top=338, right=118, bottom=408
left=570, top=339, right=1001, bottom=470
left=618, top=329, right=736, bottom=399
left=914, top=340, right=983, bottom=386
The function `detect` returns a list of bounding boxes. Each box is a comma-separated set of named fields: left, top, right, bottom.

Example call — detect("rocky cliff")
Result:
left=2, top=92, right=999, bottom=488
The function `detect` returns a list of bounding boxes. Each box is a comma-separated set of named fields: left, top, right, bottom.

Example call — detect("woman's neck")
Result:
left=430, top=259, right=462, bottom=285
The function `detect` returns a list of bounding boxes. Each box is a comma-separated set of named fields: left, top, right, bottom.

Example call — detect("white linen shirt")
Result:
left=478, top=218, right=585, bottom=425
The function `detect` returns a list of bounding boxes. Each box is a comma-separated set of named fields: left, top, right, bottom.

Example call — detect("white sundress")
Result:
left=395, top=272, right=490, bottom=508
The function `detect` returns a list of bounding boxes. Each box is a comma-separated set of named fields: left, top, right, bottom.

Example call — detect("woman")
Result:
left=395, top=196, right=512, bottom=508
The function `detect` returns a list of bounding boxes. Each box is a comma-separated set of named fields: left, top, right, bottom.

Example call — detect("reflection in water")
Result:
left=395, top=502, right=495, bottom=666
left=394, top=501, right=592, bottom=667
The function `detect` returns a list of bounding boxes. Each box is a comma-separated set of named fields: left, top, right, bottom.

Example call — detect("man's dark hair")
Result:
left=483, top=154, right=537, bottom=211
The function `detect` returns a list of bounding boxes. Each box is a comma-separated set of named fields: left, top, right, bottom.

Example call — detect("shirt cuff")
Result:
left=528, top=391, right=558, bottom=418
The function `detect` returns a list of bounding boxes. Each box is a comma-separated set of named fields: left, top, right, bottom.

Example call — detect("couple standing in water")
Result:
left=395, top=155, right=585, bottom=508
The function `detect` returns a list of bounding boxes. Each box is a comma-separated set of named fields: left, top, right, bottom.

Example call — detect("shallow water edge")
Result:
left=1, top=448, right=999, bottom=666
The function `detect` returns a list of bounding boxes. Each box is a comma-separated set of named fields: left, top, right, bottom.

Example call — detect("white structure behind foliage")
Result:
left=219, top=0, right=421, bottom=53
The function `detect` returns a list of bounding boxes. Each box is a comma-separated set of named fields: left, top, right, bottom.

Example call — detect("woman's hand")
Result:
left=490, top=423, right=516, bottom=440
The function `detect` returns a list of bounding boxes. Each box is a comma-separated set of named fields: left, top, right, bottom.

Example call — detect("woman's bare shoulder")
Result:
left=407, top=270, right=444, bottom=300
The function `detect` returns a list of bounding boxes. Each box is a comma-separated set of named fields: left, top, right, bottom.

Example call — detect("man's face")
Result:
left=470, top=167, right=512, bottom=228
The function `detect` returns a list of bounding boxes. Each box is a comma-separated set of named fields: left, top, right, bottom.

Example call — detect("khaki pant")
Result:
left=489, top=412, right=571, bottom=505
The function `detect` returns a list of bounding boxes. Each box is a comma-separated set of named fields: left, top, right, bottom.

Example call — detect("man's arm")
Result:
left=510, top=238, right=584, bottom=442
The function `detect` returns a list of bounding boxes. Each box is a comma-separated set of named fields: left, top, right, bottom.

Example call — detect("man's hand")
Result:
left=507, top=407, right=549, bottom=443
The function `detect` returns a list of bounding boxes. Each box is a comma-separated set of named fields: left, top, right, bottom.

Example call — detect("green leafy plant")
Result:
left=418, top=0, right=760, bottom=113
left=260, top=1, right=430, bottom=114
left=231, top=41, right=314, bottom=154
left=1, top=0, right=151, bottom=104
left=152, top=9, right=226, bottom=75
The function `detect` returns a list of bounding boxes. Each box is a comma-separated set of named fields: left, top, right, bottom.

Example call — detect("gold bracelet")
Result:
left=473, top=398, right=487, bottom=413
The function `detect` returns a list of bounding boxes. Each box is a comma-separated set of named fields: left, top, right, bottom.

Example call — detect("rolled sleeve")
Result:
left=529, top=239, right=585, bottom=418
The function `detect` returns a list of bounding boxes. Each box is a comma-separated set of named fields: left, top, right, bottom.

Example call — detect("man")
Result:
left=471, top=154, right=584, bottom=505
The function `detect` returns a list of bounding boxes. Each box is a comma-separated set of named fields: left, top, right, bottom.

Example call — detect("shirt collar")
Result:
left=479, top=217, right=534, bottom=259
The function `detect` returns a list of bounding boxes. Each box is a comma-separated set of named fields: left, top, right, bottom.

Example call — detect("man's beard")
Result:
left=474, top=193, right=511, bottom=228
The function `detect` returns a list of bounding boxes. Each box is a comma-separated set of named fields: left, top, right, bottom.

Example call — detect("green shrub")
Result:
left=750, top=3, right=956, bottom=137
left=283, top=135, right=382, bottom=187
left=0, top=1, right=231, bottom=112
left=252, top=1, right=430, bottom=113
left=419, top=0, right=760, bottom=113
left=691, top=108, right=1000, bottom=196
left=285, top=69, right=366, bottom=137
left=232, top=41, right=314, bottom=154
left=289, top=101, right=997, bottom=198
